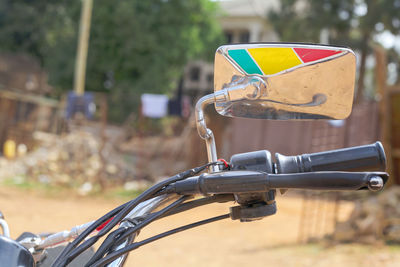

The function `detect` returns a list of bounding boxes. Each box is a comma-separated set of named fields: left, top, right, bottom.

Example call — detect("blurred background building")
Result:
left=183, top=0, right=279, bottom=96
left=0, top=54, right=59, bottom=155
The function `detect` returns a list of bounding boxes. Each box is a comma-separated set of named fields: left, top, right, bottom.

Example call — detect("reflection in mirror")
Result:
left=213, top=43, right=356, bottom=120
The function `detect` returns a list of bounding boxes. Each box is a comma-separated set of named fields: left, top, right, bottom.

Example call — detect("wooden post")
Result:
left=375, top=46, right=393, bottom=185
left=388, top=86, right=400, bottom=184
left=73, top=0, right=93, bottom=96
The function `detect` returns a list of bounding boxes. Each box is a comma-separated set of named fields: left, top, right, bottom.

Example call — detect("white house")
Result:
left=183, top=0, right=280, bottom=96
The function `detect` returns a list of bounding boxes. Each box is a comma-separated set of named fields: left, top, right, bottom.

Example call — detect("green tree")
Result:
left=0, top=0, right=69, bottom=63
left=0, top=0, right=223, bottom=122
left=268, top=0, right=400, bottom=102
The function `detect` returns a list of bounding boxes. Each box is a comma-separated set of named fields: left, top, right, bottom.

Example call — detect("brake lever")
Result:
left=165, top=171, right=388, bottom=195
left=267, top=171, right=388, bottom=191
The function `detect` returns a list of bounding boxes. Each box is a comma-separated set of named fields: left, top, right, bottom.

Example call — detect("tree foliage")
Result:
left=0, top=0, right=223, bottom=122
left=268, top=0, right=400, bottom=101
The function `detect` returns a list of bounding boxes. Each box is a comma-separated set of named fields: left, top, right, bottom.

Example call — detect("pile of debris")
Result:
left=333, top=186, right=400, bottom=244
left=119, top=135, right=190, bottom=179
left=0, top=131, right=142, bottom=191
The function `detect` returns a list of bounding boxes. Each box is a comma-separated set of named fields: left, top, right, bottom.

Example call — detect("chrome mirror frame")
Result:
left=196, top=42, right=357, bottom=171
left=214, top=43, right=356, bottom=120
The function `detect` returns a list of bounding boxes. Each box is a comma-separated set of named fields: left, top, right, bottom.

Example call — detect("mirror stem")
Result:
left=195, top=91, right=228, bottom=172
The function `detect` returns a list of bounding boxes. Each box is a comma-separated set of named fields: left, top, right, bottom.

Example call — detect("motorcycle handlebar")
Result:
left=275, top=142, right=386, bottom=174
left=165, top=171, right=388, bottom=195
left=165, top=142, right=388, bottom=195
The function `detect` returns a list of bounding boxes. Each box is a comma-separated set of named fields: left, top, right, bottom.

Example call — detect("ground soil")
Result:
left=1, top=186, right=399, bottom=267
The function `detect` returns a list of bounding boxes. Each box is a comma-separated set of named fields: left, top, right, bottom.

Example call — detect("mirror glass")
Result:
left=213, top=43, right=356, bottom=120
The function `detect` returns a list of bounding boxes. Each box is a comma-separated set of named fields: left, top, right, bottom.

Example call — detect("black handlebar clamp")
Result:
left=229, top=150, right=276, bottom=222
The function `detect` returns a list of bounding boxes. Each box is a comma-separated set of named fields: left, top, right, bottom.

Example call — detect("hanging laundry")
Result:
left=141, top=93, right=169, bottom=118
left=66, top=91, right=95, bottom=119
left=168, top=96, right=191, bottom=118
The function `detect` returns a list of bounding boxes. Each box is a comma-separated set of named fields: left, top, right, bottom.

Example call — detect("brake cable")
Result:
left=89, top=213, right=231, bottom=267
left=87, top=194, right=234, bottom=266
left=54, top=161, right=222, bottom=266
left=84, top=195, right=189, bottom=266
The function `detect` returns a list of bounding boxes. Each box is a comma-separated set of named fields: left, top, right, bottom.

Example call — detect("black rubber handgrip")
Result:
left=275, top=142, right=386, bottom=174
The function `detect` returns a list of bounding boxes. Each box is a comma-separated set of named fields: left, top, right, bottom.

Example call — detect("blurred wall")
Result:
left=228, top=101, right=380, bottom=157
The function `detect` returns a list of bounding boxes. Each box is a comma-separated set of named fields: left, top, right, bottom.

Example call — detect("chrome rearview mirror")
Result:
left=213, top=43, right=356, bottom=120
left=195, top=43, right=356, bottom=172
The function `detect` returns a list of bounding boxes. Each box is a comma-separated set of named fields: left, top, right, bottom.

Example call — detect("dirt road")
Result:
left=1, top=187, right=399, bottom=266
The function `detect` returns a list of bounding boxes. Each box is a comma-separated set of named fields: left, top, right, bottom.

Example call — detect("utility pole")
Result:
left=73, top=0, right=93, bottom=96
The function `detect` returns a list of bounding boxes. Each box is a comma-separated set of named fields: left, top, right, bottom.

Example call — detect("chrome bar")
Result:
left=37, top=220, right=94, bottom=249
left=0, top=219, right=10, bottom=238
left=195, top=91, right=228, bottom=172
